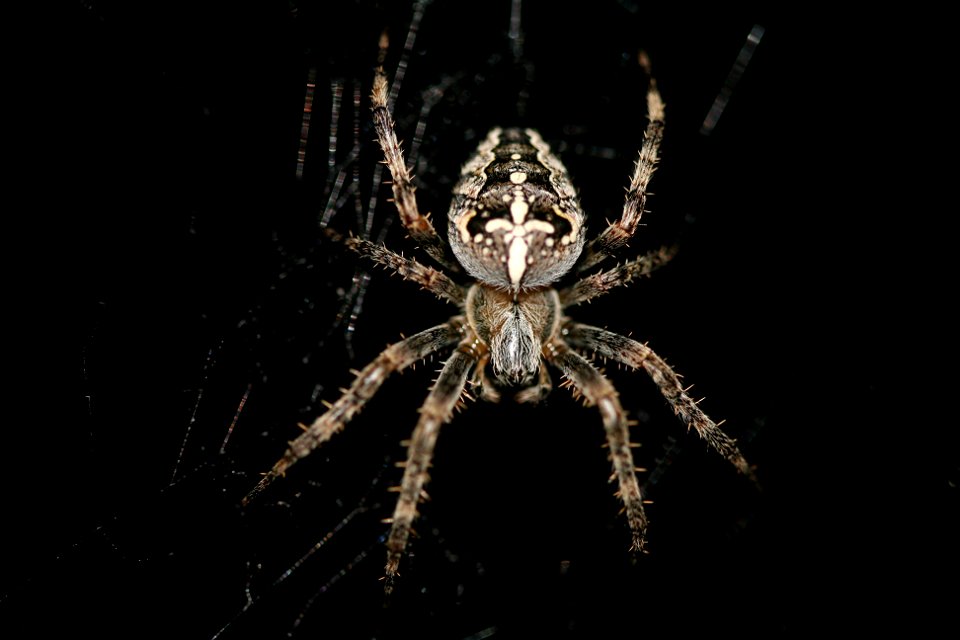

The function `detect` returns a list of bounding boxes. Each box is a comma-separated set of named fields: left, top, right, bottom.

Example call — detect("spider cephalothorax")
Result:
left=244, top=57, right=754, bottom=594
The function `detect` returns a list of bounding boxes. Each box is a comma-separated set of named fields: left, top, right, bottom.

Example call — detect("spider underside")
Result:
left=245, top=59, right=754, bottom=593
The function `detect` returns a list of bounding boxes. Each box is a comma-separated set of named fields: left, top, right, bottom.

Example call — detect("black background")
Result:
left=7, top=2, right=955, bottom=638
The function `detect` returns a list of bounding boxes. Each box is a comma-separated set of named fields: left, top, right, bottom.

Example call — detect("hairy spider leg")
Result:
left=544, top=339, right=649, bottom=551
left=383, top=342, right=480, bottom=593
left=563, top=323, right=756, bottom=483
left=559, top=245, right=677, bottom=307
left=242, top=321, right=465, bottom=506
left=579, top=52, right=666, bottom=272
left=337, top=232, right=465, bottom=306
left=370, top=67, right=461, bottom=272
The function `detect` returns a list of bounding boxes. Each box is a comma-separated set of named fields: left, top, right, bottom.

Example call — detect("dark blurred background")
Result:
left=7, top=2, right=954, bottom=638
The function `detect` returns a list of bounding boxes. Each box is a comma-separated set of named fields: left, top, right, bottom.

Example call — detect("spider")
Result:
left=243, top=54, right=754, bottom=594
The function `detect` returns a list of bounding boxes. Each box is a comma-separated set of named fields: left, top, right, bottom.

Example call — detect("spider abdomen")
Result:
left=448, top=128, right=587, bottom=291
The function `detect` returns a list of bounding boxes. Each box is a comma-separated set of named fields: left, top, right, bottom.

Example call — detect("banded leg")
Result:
left=560, top=245, right=677, bottom=307
left=563, top=323, right=755, bottom=482
left=579, top=53, right=665, bottom=272
left=384, top=344, right=478, bottom=592
left=371, top=68, right=460, bottom=272
left=329, top=230, right=465, bottom=305
left=243, top=321, right=465, bottom=506
left=545, top=339, right=649, bottom=552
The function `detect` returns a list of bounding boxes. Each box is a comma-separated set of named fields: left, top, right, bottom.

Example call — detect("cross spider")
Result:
left=244, top=56, right=754, bottom=593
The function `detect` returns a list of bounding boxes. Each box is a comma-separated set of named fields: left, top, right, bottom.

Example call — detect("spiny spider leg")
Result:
left=563, top=322, right=756, bottom=483
left=371, top=67, right=461, bottom=272
left=242, top=321, right=465, bottom=506
left=544, top=339, right=649, bottom=552
left=579, top=52, right=665, bottom=272
left=326, top=229, right=465, bottom=305
left=560, top=245, right=677, bottom=307
left=384, top=342, right=480, bottom=593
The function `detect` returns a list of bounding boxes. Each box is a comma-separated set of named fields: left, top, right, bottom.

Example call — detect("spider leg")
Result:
left=544, top=338, right=649, bottom=552
left=563, top=322, right=755, bottom=482
left=560, top=245, right=677, bottom=307
left=371, top=68, right=461, bottom=272
left=242, top=320, right=465, bottom=506
left=579, top=53, right=665, bottom=272
left=384, top=342, right=479, bottom=593
left=326, top=229, right=464, bottom=305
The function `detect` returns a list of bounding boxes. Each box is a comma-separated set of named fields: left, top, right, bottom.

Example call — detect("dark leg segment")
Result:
left=371, top=68, right=460, bottom=272
left=384, top=345, right=477, bottom=592
left=545, top=340, right=649, bottom=552
left=560, top=245, right=676, bottom=307
left=579, top=53, right=665, bottom=271
left=332, top=231, right=465, bottom=305
left=563, top=322, right=755, bottom=481
left=243, top=321, right=465, bottom=506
